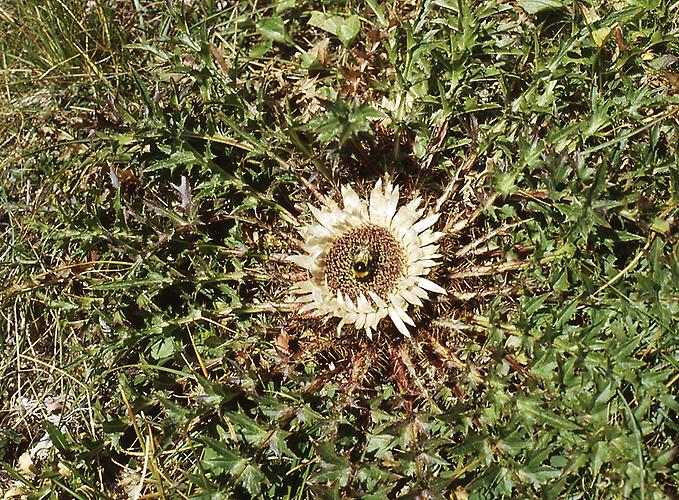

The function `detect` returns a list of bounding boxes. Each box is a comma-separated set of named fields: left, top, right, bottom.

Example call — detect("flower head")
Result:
left=289, top=178, right=446, bottom=338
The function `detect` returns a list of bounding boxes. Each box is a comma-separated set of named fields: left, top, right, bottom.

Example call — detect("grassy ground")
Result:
left=1, top=0, right=678, bottom=497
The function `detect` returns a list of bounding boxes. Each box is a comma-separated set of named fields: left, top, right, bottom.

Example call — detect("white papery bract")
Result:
left=289, top=178, right=446, bottom=337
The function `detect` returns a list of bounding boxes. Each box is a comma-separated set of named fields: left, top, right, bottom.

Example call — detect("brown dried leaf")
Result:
left=209, top=43, right=230, bottom=74
left=308, top=38, right=330, bottom=66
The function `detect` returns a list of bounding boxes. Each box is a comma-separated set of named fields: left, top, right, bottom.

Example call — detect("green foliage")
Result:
left=1, top=0, right=677, bottom=497
left=0, top=0, right=131, bottom=78
left=308, top=11, right=362, bottom=46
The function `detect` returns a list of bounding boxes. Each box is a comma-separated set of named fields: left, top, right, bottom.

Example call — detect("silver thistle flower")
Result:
left=289, top=178, right=447, bottom=338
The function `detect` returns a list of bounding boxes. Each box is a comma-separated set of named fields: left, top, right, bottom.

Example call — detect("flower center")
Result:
left=324, top=225, right=405, bottom=300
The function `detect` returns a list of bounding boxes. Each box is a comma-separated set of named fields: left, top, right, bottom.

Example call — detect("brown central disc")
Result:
left=324, top=224, right=405, bottom=300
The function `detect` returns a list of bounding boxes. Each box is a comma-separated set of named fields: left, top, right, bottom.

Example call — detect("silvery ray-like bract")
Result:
left=289, top=178, right=447, bottom=337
